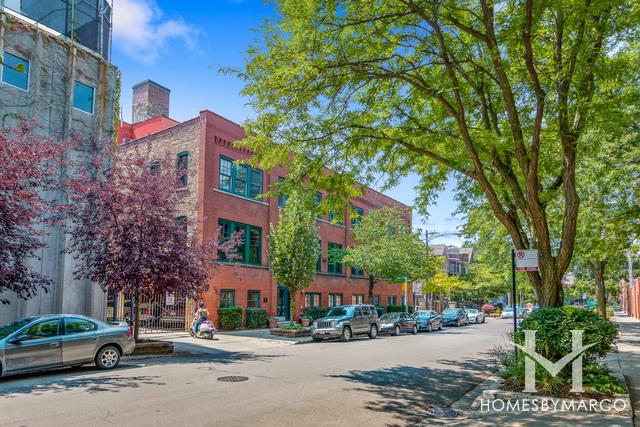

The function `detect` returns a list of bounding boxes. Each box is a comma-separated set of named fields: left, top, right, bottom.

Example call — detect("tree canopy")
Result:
left=237, top=0, right=639, bottom=307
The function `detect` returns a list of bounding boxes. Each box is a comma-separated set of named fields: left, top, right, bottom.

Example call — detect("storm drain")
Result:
left=426, top=408, right=463, bottom=418
left=217, top=376, right=249, bottom=383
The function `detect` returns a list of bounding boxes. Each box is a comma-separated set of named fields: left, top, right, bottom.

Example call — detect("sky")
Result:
left=111, top=0, right=464, bottom=246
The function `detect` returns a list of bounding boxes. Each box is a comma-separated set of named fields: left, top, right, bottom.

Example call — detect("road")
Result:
left=0, top=318, right=512, bottom=427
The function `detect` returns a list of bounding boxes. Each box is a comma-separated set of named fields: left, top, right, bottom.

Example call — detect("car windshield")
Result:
left=442, top=309, right=459, bottom=315
left=466, top=309, right=478, bottom=314
left=326, top=306, right=354, bottom=317
left=380, top=314, right=398, bottom=321
left=503, top=307, right=513, bottom=312
left=416, top=311, right=434, bottom=318
left=0, top=318, right=35, bottom=339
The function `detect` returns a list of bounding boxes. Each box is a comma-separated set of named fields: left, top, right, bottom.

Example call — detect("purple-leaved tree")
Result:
left=65, top=146, right=242, bottom=341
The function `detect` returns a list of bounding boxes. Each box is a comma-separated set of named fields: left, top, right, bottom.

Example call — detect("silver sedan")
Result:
left=0, top=314, right=135, bottom=378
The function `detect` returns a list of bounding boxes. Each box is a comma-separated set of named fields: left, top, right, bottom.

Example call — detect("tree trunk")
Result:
left=133, top=287, right=141, bottom=342
left=368, top=277, right=375, bottom=301
left=290, top=293, right=297, bottom=326
left=595, top=260, right=607, bottom=318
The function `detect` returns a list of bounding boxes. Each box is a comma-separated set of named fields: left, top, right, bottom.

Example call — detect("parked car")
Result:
left=441, top=308, right=469, bottom=326
left=378, top=312, right=418, bottom=335
left=311, top=305, right=379, bottom=342
left=465, top=309, right=485, bottom=324
left=413, top=310, right=443, bottom=332
left=501, top=306, right=525, bottom=319
left=0, top=315, right=135, bottom=378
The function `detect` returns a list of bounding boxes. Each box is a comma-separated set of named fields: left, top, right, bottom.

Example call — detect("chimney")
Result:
left=131, top=80, right=170, bottom=123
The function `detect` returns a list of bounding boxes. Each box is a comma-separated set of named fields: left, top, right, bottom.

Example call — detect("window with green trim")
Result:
left=218, top=219, right=262, bottom=265
left=351, top=294, right=364, bottom=305
left=328, top=210, right=344, bottom=226
left=327, top=242, right=343, bottom=275
left=218, top=155, right=263, bottom=199
left=277, top=177, right=288, bottom=208
left=351, top=267, right=364, bottom=277
left=351, top=206, right=364, bottom=229
left=150, top=159, right=160, bottom=175
left=305, top=292, right=321, bottom=308
left=387, top=296, right=397, bottom=306
left=370, top=295, right=381, bottom=306
left=247, top=290, right=261, bottom=308
left=316, top=240, right=322, bottom=272
left=328, top=293, right=343, bottom=307
left=176, top=152, right=189, bottom=187
left=220, top=289, right=235, bottom=308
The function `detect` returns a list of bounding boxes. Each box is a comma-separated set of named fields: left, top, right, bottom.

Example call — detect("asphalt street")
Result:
left=0, top=318, right=512, bottom=427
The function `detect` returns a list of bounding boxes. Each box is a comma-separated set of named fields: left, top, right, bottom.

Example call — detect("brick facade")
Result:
left=118, top=87, right=412, bottom=325
left=621, top=278, right=640, bottom=320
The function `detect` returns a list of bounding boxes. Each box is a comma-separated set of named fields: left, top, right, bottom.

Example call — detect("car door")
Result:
left=398, top=313, right=409, bottom=331
left=353, top=307, right=366, bottom=334
left=61, top=317, right=100, bottom=365
left=4, top=318, right=62, bottom=374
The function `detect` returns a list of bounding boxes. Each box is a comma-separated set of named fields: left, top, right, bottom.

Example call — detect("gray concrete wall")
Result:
left=0, top=13, right=117, bottom=324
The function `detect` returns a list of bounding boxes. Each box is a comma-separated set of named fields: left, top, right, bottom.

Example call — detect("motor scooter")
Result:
left=190, top=319, right=216, bottom=340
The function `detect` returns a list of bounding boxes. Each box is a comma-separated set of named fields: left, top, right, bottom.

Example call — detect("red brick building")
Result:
left=621, top=278, right=640, bottom=320
left=118, top=80, right=412, bottom=324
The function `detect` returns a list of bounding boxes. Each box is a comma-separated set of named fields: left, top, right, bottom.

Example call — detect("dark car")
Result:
left=414, top=310, right=443, bottom=332
left=311, top=305, right=379, bottom=342
left=0, top=315, right=135, bottom=378
left=378, top=312, right=418, bottom=335
left=441, top=308, right=469, bottom=327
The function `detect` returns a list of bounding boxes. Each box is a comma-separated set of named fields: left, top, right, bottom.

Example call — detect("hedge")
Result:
left=374, top=306, right=385, bottom=317
left=218, top=307, right=243, bottom=330
left=303, top=307, right=328, bottom=320
left=245, top=308, right=269, bottom=329
left=386, top=304, right=414, bottom=313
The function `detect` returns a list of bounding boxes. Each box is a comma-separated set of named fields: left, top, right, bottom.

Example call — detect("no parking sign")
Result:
left=514, top=250, right=539, bottom=271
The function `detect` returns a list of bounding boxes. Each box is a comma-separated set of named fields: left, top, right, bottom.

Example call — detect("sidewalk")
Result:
left=614, top=314, right=640, bottom=426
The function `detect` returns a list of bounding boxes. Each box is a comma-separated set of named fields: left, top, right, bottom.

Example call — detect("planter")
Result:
left=301, top=318, right=311, bottom=327
left=270, top=327, right=311, bottom=338
left=131, top=339, right=174, bottom=356
left=268, top=318, right=279, bottom=329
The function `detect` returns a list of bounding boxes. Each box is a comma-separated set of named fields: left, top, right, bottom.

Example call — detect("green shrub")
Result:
left=218, top=307, right=243, bottom=330
left=591, top=306, right=615, bottom=319
left=515, top=306, right=618, bottom=363
left=303, top=307, right=328, bottom=320
left=386, top=304, right=404, bottom=312
left=245, top=308, right=268, bottom=329
left=374, top=306, right=384, bottom=317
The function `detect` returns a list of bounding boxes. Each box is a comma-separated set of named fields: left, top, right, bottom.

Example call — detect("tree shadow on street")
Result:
left=327, top=355, right=496, bottom=427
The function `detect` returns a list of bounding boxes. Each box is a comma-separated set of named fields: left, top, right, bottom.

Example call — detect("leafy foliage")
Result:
left=245, top=308, right=269, bottom=329
left=219, top=307, right=243, bottom=330
left=302, top=306, right=328, bottom=321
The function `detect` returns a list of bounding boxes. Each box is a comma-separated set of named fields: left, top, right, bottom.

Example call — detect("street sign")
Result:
left=514, top=250, right=539, bottom=271
left=561, top=274, right=575, bottom=286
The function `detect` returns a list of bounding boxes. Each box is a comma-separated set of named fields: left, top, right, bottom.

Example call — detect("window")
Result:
left=327, top=243, right=343, bottom=275
left=305, top=292, right=321, bottom=308
left=277, top=177, right=288, bottom=208
left=351, top=206, right=364, bottom=229
left=64, top=318, right=97, bottom=334
left=218, top=219, right=262, bottom=265
left=247, top=290, right=261, bottom=308
left=370, top=295, right=381, bottom=306
left=19, top=319, right=59, bottom=340
left=2, top=51, right=29, bottom=90
left=73, top=80, right=94, bottom=114
left=328, top=293, right=343, bottom=307
left=329, top=210, right=344, bottom=226
left=313, top=192, right=323, bottom=219
left=449, top=262, right=457, bottom=275
left=218, top=156, right=263, bottom=199
left=351, top=267, right=364, bottom=277
left=317, top=240, right=322, bottom=272
left=388, top=296, right=397, bottom=306
left=176, top=152, right=189, bottom=187
left=351, top=294, right=364, bottom=305
left=176, top=216, right=188, bottom=236
left=150, top=160, right=160, bottom=175
left=220, top=289, right=235, bottom=308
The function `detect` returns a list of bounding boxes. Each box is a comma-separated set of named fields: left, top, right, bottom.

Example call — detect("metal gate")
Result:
left=106, top=290, right=193, bottom=333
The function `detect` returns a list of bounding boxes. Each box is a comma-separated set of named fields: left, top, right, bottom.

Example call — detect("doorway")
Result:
left=276, top=285, right=290, bottom=320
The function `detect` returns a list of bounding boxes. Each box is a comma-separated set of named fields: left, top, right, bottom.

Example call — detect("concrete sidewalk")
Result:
left=614, top=314, right=640, bottom=426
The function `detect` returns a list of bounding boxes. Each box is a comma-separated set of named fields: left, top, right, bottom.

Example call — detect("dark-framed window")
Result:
left=277, top=177, right=288, bottom=208
left=351, top=267, right=364, bottom=277
left=317, top=240, right=322, bottom=272
left=247, top=290, right=261, bottom=308
left=176, top=152, right=189, bottom=187
left=370, top=295, right=381, bottom=306
left=328, top=293, right=343, bottom=307
left=176, top=216, right=188, bottom=236
left=449, top=262, right=457, bottom=274
left=2, top=51, right=29, bottom=91
left=220, top=289, right=235, bottom=308
left=388, top=296, right=397, bottom=306
left=305, top=292, right=321, bottom=308
left=328, top=210, right=344, bottom=226
left=327, top=242, right=343, bottom=275
left=218, top=155, right=263, bottom=199
left=150, top=159, right=160, bottom=175
left=351, top=205, right=364, bottom=229
left=313, top=192, right=323, bottom=219
left=73, top=80, right=95, bottom=114
left=218, top=219, right=262, bottom=265
left=351, top=294, right=364, bottom=305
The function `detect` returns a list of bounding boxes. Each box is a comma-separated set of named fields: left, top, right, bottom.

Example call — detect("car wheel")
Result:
left=476, top=317, right=479, bottom=324
left=412, top=325, right=418, bottom=335
left=95, top=345, right=121, bottom=370
left=438, top=322, right=443, bottom=330
left=482, top=317, right=486, bottom=323
left=456, top=319, right=461, bottom=327
left=368, top=325, right=378, bottom=339
left=340, top=326, right=352, bottom=342
left=394, top=325, right=401, bottom=336
left=427, top=323, right=433, bottom=333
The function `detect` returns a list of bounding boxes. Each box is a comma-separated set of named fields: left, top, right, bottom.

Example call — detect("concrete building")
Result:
left=117, top=81, right=413, bottom=325
left=0, top=1, right=118, bottom=324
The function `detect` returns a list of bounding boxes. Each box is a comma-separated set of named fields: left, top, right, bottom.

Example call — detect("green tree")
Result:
left=237, top=0, right=638, bottom=307
left=422, top=268, right=469, bottom=303
left=342, top=207, right=438, bottom=301
left=268, top=194, right=321, bottom=324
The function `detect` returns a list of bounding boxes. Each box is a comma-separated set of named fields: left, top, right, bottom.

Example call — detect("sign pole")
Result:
left=511, top=249, right=517, bottom=334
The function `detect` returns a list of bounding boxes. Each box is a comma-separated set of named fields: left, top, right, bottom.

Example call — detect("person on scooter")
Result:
left=192, top=302, right=209, bottom=335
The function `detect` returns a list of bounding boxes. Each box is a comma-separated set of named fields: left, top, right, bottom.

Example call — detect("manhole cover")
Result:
left=217, top=376, right=249, bottom=382
left=426, top=408, right=463, bottom=418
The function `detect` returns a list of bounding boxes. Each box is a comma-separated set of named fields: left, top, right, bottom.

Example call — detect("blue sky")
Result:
left=111, top=0, right=463, bottom=246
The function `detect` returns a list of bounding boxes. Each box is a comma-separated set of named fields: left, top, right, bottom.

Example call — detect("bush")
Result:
left=245, top=308, right=268, bottom=329
left=218, top=307, right=243, bottom=330
left=481, top=303, right=496, bottom=314
left=591, top=306, right=615, bottom=319
left=303, top=307, right=328, bottom=320
left=386, top=304, right=404, bottom=312
left=374, top=306, right=384, bottom=317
